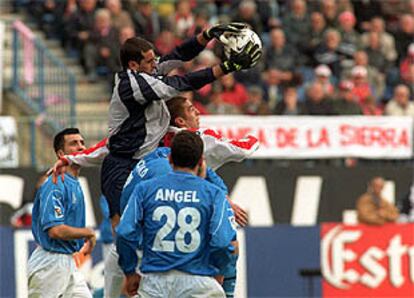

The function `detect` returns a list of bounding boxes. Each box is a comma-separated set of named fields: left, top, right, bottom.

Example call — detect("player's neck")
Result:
left=67, top=165, right=81, bottom=178
left=173, top=166, right=197, bottom=176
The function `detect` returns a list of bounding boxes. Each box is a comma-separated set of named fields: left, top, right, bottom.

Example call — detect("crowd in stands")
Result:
left=16, top=0, right=414, bottom=116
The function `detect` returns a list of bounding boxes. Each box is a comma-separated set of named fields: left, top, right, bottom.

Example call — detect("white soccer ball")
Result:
left=220, top=27, right=262, bottom=61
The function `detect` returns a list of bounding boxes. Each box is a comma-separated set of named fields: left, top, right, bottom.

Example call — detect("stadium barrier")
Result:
left=2, top=224, right=414, bottom=298
left=0, top=164, right=411, bottom=226
left=11, top=20, right=76, bottom=131
left=6, top=115, right=414, bottom=168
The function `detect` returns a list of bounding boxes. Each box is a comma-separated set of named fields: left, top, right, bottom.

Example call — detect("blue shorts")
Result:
left=101, top=153, right=138, bottom=218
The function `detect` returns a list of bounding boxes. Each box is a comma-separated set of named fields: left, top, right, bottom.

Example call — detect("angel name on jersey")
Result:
left=154, top=189, right=200, bottom=203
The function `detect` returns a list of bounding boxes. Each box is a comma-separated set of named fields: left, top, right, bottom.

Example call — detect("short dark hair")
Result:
left=171, top=130, right=204, bottom=169
left=166, top=96, right=187, bottom=126
left=120, top=37, right=154, bottom=70
left=53, top=128, right=81, bottom=153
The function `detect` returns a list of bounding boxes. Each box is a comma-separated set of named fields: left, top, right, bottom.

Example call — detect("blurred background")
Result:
left=1, top=0, right=414, bottom=297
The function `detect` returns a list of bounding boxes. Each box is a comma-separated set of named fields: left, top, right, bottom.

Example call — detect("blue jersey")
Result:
left=120, top=147, right=172, bottom=213
left=116, top=171, right=236, bottom=276
left=31, top=174, right=85, bottom=254
left=120, top=147, right=229, bottom=214
left=99, top=195, right=114, bottom=244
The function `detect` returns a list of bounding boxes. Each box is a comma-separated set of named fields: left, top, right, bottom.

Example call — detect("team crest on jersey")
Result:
left=54, top=206, right=63, bottom=218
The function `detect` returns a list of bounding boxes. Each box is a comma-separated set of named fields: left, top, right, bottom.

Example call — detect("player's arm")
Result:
left=116, top=185, right=143, bottom=275
left=40, top=181, right=96, bottom=246
left=51, top=138, right=109, bottom=183
left=209, top=189, right=237, bottom=269
left=198, top=128, right=259, bottom=170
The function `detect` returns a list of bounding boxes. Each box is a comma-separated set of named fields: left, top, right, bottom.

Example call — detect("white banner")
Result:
left=201, top=116, right=414, bottom=159
left=0, top=21, right=4, bottom=113
left=0, top=117, right=18, bottom=167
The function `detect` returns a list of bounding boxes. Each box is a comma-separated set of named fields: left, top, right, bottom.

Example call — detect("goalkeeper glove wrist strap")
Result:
left=220, top=61, right=242, bottom=74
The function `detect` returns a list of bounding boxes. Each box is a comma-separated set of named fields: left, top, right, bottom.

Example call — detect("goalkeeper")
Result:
left=102, top=22, right=261, bottom=228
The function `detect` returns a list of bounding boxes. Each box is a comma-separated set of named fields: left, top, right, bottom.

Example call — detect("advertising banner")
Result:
left=201, top=116, right=414, bottom=159
left=321, top=223, right=414, bottom=297
left=0, top=117, right=18, bottom=168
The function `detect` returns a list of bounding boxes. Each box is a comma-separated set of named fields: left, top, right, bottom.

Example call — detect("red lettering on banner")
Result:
left=306, top=128, right=330, bottom=148
left=321, top=223, right=414, bottom=297
left=225, top=128, right=252, bottom=140
left=340, top=125, right=410, bottom=148
left=275, top=128, right=298, bottom=148
left=257, top=128, right=268, bottom=147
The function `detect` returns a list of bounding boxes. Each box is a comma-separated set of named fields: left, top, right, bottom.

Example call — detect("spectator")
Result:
left=303, top=82, right=334, bottom=115
left=403, top=64, right=414, bottom=96
left=314, top=29, right=352, bottom=79
left=216, top=73, right=249, bottom=110
left=154, top=29, right=181, bottom=56
left=320, top=0, right=339, bottom=29
left=118, top=25, right=135, bottom=45
left=332, top=80, right=362, bottom=115
left=380, top=0, right=411, bottom=30
left=361, top=95, right=383, bottom=115
left=361, top=17, right=397, bottom=65
left=365, top=31, right=390, bottom=73
left=394, top=14, right=414, bottom=62
left=66, top=0, right=97, bottom=59
left=83, top=8, right=119, bottom=82
left=282, top=0, right=310, bottom=49
left=303, top=12, right=327, bottom=60
left=264, top=29, right=301, bottom=83
left=232, top=0, right=263, bottom=36
left=207, top=88, right=241, bottom=115
left=343, top=50, right=385, bottom=99
left=172, top=0, right=194, bottom=39
left=400, top=43, right=414, bottom=83
left=313, top=64, right=335, bottom=97
left=105, top=0, right=134, bottom=31
left=131, top=0, right=162, bottom=42
left=274, top=87, right=305, bottom=115
left=385, top=84, right=414, bottom=116
left=262, top=68, right=282, bottom=110
left=349, top=65, right=374, bottom=104
left=356, top=176, right=399, bottom=225
left=352, top=0, right=383, bottom=32
left=338, top=11, right=361, bottom=54
left=243, top=86, right=270, bottom=115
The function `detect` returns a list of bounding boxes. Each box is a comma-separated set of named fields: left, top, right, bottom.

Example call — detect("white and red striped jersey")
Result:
left=62, top=127, right=259, bottom=170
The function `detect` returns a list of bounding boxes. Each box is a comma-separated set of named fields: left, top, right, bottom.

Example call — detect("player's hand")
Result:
left=228, top=199, right=248, bottom=227
left=82, top=228, right=96, bottom=255
left=214, top=275, right=225, bottom=285
left=125, top=273, right=141, bottom=296
left=203, top=22, right=248, bottom=41
left=220, top=41, right=261, bottom=74
left=50, top=158, right=69, bottom=184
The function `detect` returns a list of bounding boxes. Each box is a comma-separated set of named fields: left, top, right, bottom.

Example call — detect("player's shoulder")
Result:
left=38, top=175, right=65, bottom=197
left=197, top=176, right=226, bottom=197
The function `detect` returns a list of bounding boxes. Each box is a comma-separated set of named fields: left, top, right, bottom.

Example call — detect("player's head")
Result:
left=120, top=37, right=156, bottom=74
left=53, top=128, right=86, bottom=158
left=170, top=130, right=204, bottom=169
left=166, top=96, right=200, bottom=129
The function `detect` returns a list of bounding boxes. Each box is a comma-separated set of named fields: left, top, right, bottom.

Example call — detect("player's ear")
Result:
left=128, top=60, right=139, bottom=70
left=174, top=117, right=186, bottom=128
left=168, top=154, right=173, bottom=166
left=56, top=149, right=65, bottom=158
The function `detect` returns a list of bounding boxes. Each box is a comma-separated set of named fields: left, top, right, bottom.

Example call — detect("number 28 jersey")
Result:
left=116, top=171, right=236, bottom=276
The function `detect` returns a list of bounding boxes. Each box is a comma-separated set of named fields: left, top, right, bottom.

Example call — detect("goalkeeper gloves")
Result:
left=220, top=41, right=262, bottom=74
left=203, top=22, right=248, bottom=41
